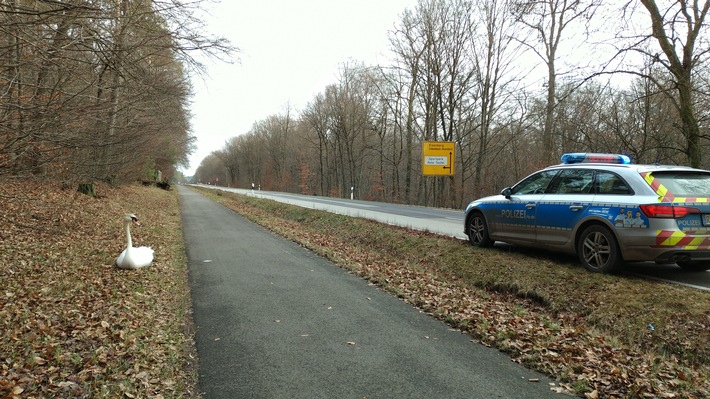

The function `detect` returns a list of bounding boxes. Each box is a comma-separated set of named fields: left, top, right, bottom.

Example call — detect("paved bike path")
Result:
left=178, top=186, right=565, bottom=398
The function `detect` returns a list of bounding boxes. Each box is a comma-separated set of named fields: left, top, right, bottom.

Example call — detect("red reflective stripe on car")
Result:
left=641, top=172, right=675, bottom=202
left=655, top=230, right=710, bottom=248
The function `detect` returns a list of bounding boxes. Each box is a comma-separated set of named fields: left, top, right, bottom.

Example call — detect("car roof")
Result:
left=543, top=162, right=710, bottom=174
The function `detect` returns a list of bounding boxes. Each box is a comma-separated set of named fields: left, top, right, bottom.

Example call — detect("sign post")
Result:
left=422, top=141, right=455, bottom=176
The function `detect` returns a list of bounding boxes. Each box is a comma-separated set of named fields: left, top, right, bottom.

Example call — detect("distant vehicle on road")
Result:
left=464, top=153, right=710, bottom=273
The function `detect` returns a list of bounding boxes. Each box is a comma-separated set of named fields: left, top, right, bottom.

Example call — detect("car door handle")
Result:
left=525, top=203, right=536, bottom=209
left=569, top=205, right=584, bottom=211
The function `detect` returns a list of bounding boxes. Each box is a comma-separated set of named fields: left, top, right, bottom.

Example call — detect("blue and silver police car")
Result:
left=464, top=153, right=710, bottom=273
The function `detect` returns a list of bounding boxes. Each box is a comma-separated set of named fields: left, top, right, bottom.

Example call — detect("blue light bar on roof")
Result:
left=561, top=153, right=631, bottom=165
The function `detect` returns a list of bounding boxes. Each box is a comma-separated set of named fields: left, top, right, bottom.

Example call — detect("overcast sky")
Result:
left=184, top=0, right=419, bottom=175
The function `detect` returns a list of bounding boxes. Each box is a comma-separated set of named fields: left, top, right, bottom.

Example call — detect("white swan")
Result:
left=116, top=214, right=154, bottom=269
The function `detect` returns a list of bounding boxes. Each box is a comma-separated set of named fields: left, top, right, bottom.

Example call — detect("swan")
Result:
left=116, top=214, right=154, bottom=269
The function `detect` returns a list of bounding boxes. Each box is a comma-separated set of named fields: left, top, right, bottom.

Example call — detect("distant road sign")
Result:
left=422, top=141, right=455, bottom=176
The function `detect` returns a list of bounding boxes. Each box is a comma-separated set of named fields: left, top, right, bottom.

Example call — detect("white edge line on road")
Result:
left=624, top=273, right=710, bottom=292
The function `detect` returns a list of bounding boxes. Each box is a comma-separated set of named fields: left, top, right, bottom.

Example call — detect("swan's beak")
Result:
left=129, top=214, right=140, bottom=225
left=132, top=220, right=141, bottom=226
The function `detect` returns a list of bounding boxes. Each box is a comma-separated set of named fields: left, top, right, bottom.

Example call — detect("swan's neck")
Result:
left=125, top=221, right=133, bottom=248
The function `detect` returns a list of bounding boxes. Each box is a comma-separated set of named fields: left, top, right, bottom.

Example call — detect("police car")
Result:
left=463, top=153, right=710, bottom=273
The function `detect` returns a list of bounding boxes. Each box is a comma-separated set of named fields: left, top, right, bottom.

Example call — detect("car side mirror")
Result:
left=501, top=187, right=512, bottom=198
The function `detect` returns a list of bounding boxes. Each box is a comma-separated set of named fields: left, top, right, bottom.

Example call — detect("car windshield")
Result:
left=651, top=171, right=710, bottom=197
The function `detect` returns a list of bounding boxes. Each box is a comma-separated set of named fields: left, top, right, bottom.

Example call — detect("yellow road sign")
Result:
left=422, top=141, right=455, bottom=176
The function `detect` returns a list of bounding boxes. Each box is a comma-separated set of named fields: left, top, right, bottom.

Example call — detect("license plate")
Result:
left=704, top=214, right=710, bottom=226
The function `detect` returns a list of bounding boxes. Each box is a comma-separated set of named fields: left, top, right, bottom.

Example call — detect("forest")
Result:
left=0, top=0, right=231, bottom=185
left=193, top=0, right=710, bottom=208
left=2, top=1, right=710, bottom=209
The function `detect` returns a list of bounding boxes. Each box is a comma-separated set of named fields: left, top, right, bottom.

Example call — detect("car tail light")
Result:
left=640, top=204, right=700, bottom=218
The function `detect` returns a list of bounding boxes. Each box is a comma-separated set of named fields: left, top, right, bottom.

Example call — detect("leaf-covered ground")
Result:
left=0, top=180, right=196, bottom=399
left=2, top=181, right=709, bottom=399
left=200, top=188, right=710, bottom=399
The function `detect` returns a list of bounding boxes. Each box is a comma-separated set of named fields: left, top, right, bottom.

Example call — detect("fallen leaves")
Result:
left=0, top=179, right=196, bottom=398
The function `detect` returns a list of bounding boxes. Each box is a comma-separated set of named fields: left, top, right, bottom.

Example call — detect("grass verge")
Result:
left=198, top=187, right=709, bottom=399
left=0, top=180, right=197, bottom=398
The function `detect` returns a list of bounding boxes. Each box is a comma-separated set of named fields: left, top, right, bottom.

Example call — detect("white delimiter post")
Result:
left=351, top=186, right=354, bottom=200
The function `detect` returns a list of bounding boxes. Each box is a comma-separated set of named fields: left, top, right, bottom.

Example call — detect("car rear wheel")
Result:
left=467, top=212, right=493, bottom=247
left=676, top=261, right=710, bottom=272
left=577, top=225, right=621, bottom=273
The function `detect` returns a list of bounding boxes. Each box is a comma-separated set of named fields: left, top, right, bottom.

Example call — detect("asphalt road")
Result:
left=193, top=185, right=710, bottom=291
left=178, top=186, right=566, bottom=398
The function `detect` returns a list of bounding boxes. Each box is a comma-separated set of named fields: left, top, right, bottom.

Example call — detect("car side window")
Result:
left=511, top=170, right=558, bottom=195
left=596, top=171, right=632, bottom=195
left=550, top=169, right=595, bottom=194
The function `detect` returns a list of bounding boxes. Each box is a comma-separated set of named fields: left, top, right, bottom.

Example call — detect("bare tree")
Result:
left=255, top=110, right=292, bottom=190
left=636, top=0, right=710, bottom=167
left=512, top=0, right=602, bottom=164
left=327, top=63, right=379, bottom=198
left=194, top=152, right=226, bottom=185
left=302, top=91, right=335, bottom=196
left=466, top=0, right=525, bottom=199
left=0, top=0, right=233, bottom=183
left=389, top=8, right=427, bottom=203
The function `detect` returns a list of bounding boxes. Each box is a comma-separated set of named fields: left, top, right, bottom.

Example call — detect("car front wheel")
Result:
left=577, top=225, right=621, bottom=273
left=676, top=261, right=710, bottom=272
left=467, top=212, right=493, bottom=247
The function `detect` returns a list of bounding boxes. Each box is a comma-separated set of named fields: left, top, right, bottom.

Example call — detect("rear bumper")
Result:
left=618, top=225, right=710, bottom=262
left=653, top=250, right=710, bottom=263
left=621, top=243, right=710, bottom=262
